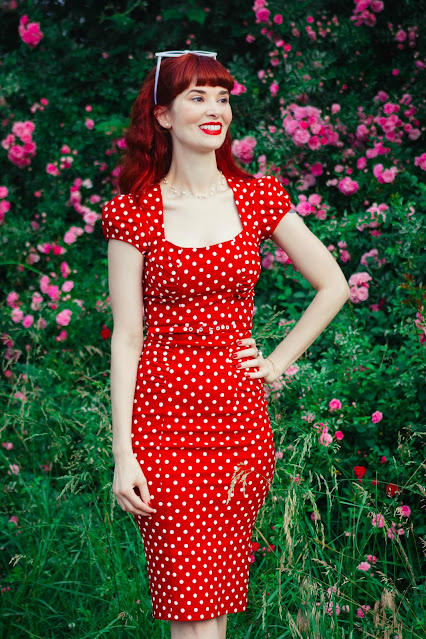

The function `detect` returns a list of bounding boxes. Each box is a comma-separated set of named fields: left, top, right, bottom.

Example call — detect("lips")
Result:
left=199, top=122, right=222, bottom=135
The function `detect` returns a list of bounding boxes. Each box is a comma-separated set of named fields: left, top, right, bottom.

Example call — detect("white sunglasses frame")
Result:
left=153, top=50, right=218, bottom=106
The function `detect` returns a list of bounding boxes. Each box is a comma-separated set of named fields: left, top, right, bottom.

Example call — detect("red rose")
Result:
left=354, top=465, right=367, bottom=479
left=385, top=483, right=401, bottom=498
left=101, top=324, right=111, bottom=340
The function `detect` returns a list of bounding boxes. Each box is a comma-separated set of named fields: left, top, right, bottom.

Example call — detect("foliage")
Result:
left=0, top=0, right=424, bottom=637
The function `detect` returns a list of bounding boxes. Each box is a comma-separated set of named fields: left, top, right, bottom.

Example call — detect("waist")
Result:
left=145, top=320, right=252, bottom=346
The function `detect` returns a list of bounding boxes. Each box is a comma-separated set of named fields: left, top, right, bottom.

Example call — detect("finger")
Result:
left=237, top=356, right=260, bottom=371
left=237, top=337, right=255, bottom=349
left=246, top=360, right=275, bottom=381
left=244, top=357, right=265, bottom=368
left=116, top=494, right=140, bottom=514
left=244, top=366, right=266, bottom=380
left=120, top=493, right=155, bottom=516
left=245, top=370, right=265, bottom=379
left=123, top=498, right=154, bottom=517
left=136, top=481, right=153, bottom=508
left=130, top=489, right=157, bottom=514
left=133, top=497, right=156, bottom=515
left=133, top=477, right=155, bottom=511
left=236, top=345, right=257, bottom=357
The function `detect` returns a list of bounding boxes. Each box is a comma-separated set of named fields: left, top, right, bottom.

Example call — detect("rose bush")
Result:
left=0, top=1, right=424, bottom=636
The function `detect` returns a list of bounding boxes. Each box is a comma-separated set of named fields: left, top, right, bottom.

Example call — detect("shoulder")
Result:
left=102, top=192, right=141, bottom=217
left=101, top=192, right=142, bottom=233
left=250, top=174, right=289, bottom=198
left=248, top=175, right=292, bottom=241
left=249, top=175, right=291, bottom=212
left=101, top=192, right=152, bottom=253
left=231, top=174, right=289, bottom=199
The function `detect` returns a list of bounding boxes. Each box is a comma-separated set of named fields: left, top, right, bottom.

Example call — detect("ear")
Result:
left=154, top=105, right=171, bottom=129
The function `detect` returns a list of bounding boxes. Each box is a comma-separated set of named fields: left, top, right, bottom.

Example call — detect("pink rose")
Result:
left=329, top=398, right=342, bottom=411
left=22, top=314, right=34, bottom=328
left=18, top=15, right=44, bottom=48
left=46, top=163, right=60, bottom=176
left=372, top=513, right=385, bottom=528
left=261, top=253, right=275, bottom=270
left=0, top=200, right=11, bottom=214
left=232, top=136, right=257, bottom=164
left=231, top=81, right=247, bottom=96
left=270, top=81, right=279, bottom=96
left=11, top=308, right=24, bottom=323
left=338, top=176, right=359, bottom=195
left=56, top=309, right=72, bottom=326
left=310, top=163, right=323, bottom=177
left=256, top=8, right=270, bottom=23
left=293, top=128, right=311, bottom=145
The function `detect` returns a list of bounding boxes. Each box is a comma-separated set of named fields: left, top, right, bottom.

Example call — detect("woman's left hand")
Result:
left=233, top=337, right=280, bottom=384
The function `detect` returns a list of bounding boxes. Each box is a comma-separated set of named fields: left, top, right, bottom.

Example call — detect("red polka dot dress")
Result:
left=101, top=175, right=291, bottom=622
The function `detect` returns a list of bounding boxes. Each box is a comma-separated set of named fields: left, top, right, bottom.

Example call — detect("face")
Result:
left=155, top=83, right=232, bottom=152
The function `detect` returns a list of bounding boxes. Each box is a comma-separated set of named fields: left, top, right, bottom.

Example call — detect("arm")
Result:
left=264, top=211, right=350, bottom=379
left=108, top=238, right=144, bottom=457
left=107, top=238, right=156, bottom=516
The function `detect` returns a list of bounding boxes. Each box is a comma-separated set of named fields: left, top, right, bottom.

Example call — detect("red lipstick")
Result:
left=199, top=122, right=222, bottom=136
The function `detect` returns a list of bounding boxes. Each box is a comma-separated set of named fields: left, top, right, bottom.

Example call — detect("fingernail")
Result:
left=237, top=363, right=242, bottom=369
left=237, top=340, right=242, bottom=345
left=147, top=500, right=152, bottom=507
left=232, top=354, right=238, bottom=359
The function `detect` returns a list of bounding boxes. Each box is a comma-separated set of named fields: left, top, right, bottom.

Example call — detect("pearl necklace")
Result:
left=162, top=171, right=227, bottom=199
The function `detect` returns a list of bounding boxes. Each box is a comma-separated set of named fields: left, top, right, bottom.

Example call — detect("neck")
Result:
left=165, top=148, right=221, bottom=195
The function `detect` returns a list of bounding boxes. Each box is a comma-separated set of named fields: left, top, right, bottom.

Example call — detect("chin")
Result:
left=190, top=138, right=225, bottom=153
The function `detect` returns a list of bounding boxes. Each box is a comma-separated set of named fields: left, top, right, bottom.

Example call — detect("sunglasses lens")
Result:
left=155, top=50, right=217, bottom=58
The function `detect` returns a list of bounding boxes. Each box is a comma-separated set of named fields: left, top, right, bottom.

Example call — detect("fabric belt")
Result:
left=146, top=320, right=251, bottom=338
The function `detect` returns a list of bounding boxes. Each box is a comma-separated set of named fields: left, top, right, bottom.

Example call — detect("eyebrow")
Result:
left=186, top=88, right=230, bottom=96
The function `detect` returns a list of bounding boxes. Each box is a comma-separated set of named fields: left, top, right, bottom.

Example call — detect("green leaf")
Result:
left=186, top=7, right=207, bottom=24
left=96, top=117, right=127, bottom=135
left=162, top=8, right=184, bottom=21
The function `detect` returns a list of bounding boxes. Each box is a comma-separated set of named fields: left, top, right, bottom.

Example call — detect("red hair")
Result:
left=117, top=54, right=253, bottom=197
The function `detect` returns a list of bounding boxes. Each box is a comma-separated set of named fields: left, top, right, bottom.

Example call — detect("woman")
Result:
left=101, top=51, right=350, bottom=639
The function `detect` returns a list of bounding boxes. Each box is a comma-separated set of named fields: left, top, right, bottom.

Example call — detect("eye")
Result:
left=191, top=96, right=204, bottom=102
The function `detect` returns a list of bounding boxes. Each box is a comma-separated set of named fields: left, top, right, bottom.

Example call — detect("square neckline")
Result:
left=155, top=174, right=246, bottom=250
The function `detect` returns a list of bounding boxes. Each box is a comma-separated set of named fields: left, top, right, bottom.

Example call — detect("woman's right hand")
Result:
left=112, top=452, right=157, bottom=517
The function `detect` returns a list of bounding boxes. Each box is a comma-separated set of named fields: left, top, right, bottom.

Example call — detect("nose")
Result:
left=204, top=99, right=221, bottom=117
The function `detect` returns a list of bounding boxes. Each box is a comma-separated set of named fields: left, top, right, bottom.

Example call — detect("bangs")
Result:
left=158, top=54, right=235, bottom=104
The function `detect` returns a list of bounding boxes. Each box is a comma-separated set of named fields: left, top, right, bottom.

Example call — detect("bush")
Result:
left=0, top=1, right=424, bottom=637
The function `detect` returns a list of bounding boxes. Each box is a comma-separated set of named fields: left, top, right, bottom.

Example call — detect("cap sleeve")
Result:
left=252, top=175, right=292, bottom=242
left=101, top=193, right=150, bottom=255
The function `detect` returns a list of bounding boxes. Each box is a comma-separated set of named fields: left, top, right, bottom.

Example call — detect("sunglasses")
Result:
left=153, top=50, right=218, bottom=105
